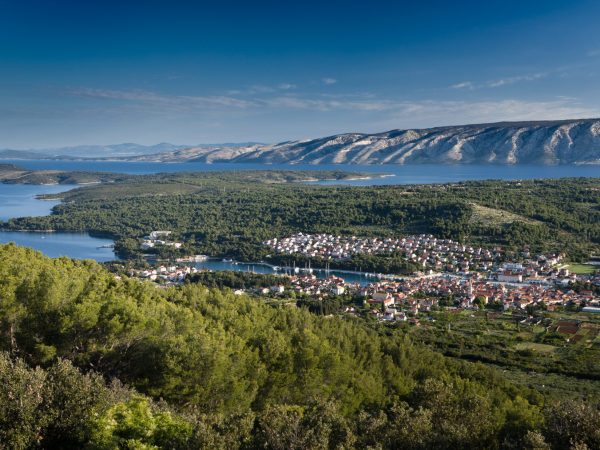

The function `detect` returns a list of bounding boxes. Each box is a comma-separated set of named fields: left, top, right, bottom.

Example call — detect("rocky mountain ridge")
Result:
left=3, top=120, right=600, bottom=164
left=123, top=119, right=600, bottom=165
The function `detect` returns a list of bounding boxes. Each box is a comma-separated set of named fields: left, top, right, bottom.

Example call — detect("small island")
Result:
left=0, top=164, right=387, bottom=187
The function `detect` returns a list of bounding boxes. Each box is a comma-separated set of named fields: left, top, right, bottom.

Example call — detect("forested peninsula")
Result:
left=3, top=171, right=598, bottom=266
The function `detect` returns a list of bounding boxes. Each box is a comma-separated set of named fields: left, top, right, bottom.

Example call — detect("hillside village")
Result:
left=128, top=232, right=600, bottom=322
left=264, top=233, right=561, bottom=273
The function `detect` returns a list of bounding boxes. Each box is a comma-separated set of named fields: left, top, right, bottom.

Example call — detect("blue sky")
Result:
left=1, top=0, right=600, bottom=147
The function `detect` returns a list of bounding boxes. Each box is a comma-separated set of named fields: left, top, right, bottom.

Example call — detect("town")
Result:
left=267, top=232, right=515, bottom=272
left=127, top=232, right=600, bottom=321
left=129, top=262, right=600, bottom=322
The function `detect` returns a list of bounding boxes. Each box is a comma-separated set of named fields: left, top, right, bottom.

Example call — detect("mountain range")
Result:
left=0, top=143, right=190, bottom=159
left=2, top=119, right=600, bottom=165
left=0, top=142, right=261, bottom=160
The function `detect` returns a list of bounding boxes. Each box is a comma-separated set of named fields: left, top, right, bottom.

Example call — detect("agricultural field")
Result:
left=469, top=202, right=540, bottom=226
left=565, top=263, right=598, bottom=275
left=396, top=308, right=600, bottom=400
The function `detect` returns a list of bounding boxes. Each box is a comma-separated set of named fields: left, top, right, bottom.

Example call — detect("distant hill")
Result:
left=0, top=149, right=51, bottom=160
left=0, top=143, right=192, bottom=159
left=0, top=163, right=132, bottom=185
left=0, top=142, right=266, bottom=160
left=3, top=120, right=600, bottom=164
left=118, top=119, right=600, bottom=165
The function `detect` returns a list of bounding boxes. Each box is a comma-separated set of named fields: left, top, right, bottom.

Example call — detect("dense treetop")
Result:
left=0, top=243, right=599, bottom=448
left=4, top=173, right=599, bottom=263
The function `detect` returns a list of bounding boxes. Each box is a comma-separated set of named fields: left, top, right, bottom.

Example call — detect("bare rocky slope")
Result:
left=127, top=119, right=600, bottom=165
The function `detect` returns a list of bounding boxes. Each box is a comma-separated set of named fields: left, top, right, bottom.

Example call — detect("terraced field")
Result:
left=469, top=202, right=540, bottom=226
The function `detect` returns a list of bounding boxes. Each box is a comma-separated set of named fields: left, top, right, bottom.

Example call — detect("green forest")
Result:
left=4, top=172, right=600, bottom=265
left=1, top=243, right=599, bottom=449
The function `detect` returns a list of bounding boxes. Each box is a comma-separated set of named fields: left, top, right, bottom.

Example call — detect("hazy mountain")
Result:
left=0, top=142, right=266, bottom=160
left=3, top=120, right=600, bottom=164
left=0, top=149, right=50, bottom=160
left=122, top=119, right=600, bottom=165
left=0, top=143, right=192, bottom=159
left=122, top=144, right=266, bottom=162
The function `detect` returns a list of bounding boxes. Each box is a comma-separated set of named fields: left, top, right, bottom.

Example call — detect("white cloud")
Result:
left=450, top=72, right=549, bottom=90
left=378, top=98, right=600, bottom=129
left=322, top=77, right=338, bottom=85
left=264, top=96, right=394, bottom=111
left=228, top=83, right=299, bottom=95
left=278, top=83, right=297, bottom=90
left=72, top=88, right=257, bottom=110
left=73, top=87, right=396, bottom=113
left=450, top=81, right=474, bottom=89
left=486, top=72, right=547, bottom=88
left=71, top=87, right=599, bottom=128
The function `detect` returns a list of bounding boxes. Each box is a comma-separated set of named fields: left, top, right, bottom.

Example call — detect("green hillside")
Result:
left=0, top=243, right=599, bottom=448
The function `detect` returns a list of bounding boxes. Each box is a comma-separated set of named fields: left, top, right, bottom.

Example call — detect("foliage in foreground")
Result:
left=0, top=243, right=599, bottom=449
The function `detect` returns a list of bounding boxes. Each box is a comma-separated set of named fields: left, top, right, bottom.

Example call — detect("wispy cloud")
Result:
left=322, top=77, right=338, bottom=85
left=378, top=98, right=599, bottom=129
left=71, top=87, right=394, bottom=113
left=265, top=96, right=394, bottom=111
left=588, top=48, right=600, bottom=57
left=71, top=87, right=599, bottom=128
left=450, top=72, right=548, bottom=90
left=278, top=83, right=297, bottom=90
left=72, top=88, right=257, bottom=109
left=450, top=81, right=474, bottom=90
left=230, top=83, right=299, bottom=95
left=486, top=72, right=547, bottom=87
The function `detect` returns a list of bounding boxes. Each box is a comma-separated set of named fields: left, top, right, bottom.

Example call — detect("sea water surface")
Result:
left=0, top=231, right=116, bottom=262
left=187, top=259, right=375, bottom=285
left=0, top=160, right=597, bottom=263
left=0, top=183, right=116, bottom=261
left=0, top=183, right=73, bottom=221
left=2, top=160, right=598, bottom=185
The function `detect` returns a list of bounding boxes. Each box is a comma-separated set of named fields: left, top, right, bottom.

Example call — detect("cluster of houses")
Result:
left=140, top=231, right=183, bottom=251
left=131, top=264, right=199, bottom=283
left=250, top=274, right=349, bottom=297
left=265, top=233, right=510, bottom=272
left=289, top=274, right=348, bottom=296
left=125, top=230, right=599, bottom=320
left=235, top=259, right=598, bottom=320
left=125, top=259, right=598, bottom=323
left=266, top=233, right=575, bottom=281
left=359, top=273, right=599, bottom=321
left=493, top=257, right=570, bottom=284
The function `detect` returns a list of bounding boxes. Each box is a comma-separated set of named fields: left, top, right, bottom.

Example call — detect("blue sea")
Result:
left=1, top=159, right=598, bottom=185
